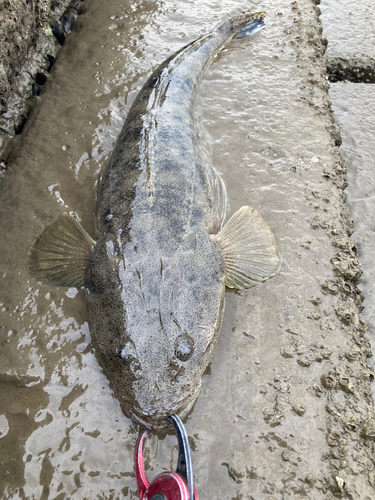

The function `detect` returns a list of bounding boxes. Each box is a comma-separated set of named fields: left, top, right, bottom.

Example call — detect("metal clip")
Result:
left=135, top=414, right=198, bottom=500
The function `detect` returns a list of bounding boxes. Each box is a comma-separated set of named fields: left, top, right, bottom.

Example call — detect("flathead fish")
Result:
left=27, top=12, right=280, bottom=431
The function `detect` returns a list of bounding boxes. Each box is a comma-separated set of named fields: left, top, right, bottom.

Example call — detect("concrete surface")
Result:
left=0, top=0, right=374, bottom=499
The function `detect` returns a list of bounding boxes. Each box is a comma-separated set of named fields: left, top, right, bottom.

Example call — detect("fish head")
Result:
left=85, top=228, right=226, bottom=431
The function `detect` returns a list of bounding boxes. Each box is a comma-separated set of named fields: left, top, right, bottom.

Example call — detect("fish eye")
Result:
left=118, top=342, right=136, bottom=362
left=118, top=348, right=127, bottom=360
left=176, top=338, right=194, bottom=362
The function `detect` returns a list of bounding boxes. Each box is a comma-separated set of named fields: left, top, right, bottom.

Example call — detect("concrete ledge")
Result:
left=0, top=0, right=54, bottom=112
left=329, top=81, right=375, bottom=375
left=0, top=0, right=77, bottom=156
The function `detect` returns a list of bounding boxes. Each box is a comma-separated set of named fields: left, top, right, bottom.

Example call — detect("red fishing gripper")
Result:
left=135, top=414, right=198, bottom=500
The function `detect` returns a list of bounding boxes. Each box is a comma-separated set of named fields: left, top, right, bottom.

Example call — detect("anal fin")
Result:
left=214, top=206, right=280, bottom=289
left=27, top=212, right=96, bottom=288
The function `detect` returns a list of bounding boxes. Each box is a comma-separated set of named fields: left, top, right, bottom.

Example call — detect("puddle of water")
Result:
left=1, top=0, right=373, bottom=498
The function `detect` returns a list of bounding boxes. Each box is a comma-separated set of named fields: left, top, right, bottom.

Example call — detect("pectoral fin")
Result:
left=27, top=212, right=96, bottom=287
left=214, top=206, right=280, bottom=289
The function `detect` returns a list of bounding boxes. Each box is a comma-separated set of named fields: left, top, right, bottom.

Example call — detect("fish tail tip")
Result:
left=232, top=12, right=268, bottom=39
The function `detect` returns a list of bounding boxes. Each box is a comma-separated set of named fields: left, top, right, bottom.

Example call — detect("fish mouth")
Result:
left=128, top=394, right=197, bottom=433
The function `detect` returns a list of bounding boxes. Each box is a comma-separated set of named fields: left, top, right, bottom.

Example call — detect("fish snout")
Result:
left=128, top=390, right=199, bottom=432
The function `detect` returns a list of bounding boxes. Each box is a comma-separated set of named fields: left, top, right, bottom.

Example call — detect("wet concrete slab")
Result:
left=320, top=0, right=375, bottom=60
left=320, top=0, right=375, bottom=84
left=329, top=82, right=375, bottom=381
left=0, top=0, right=374, bottom=499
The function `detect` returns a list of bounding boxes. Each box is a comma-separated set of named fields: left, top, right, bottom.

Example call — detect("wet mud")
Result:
left=0, top=0, right=374, bottom=499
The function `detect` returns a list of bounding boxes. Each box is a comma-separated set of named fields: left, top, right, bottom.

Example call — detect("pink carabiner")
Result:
left=135, top=430, right=199, bottom=500
left=135, top=431, right=149, bottom=499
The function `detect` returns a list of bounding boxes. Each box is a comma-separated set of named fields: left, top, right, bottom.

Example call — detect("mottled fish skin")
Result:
left=84, top=13, right=266, bottom=431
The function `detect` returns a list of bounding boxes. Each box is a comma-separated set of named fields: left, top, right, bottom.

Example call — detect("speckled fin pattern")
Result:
left=214, top=206, right=280, bottom=289
left=27, top=212, right=96, bottom=287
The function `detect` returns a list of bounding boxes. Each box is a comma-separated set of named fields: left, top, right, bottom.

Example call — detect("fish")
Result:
left=27, top=11, right=280, bottom=432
